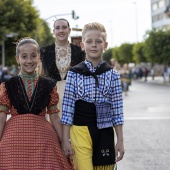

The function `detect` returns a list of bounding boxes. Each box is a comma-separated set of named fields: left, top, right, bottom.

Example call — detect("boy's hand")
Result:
left=115, top=141, right=125, bottom=162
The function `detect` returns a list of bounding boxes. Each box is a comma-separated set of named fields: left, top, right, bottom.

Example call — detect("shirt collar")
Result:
left=85, top=59, right=103, bottom=72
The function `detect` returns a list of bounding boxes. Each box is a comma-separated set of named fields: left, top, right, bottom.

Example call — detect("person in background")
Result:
left=38, top=18, right=85, bottom=117
left=0, top=37, right=73, bottom=170
left=120, top=63, right=130, bottom=96
left=110, top=58, right=116, bottom=68
left=150, top=67, right=155, bottom=80
left=1, top=67, right=12, bottom=83
left=162, top=66, right=167, bottom=82
left=0, top=65, right=3, bottom=84
left=167, top=64, right=170, bottom=82
left=61, top=22, right=124, bottom=170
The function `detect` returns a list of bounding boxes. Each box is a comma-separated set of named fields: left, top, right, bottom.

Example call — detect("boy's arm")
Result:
left=62, top=124, right=74, bottom=156
left=61, top=71, right=76, bottom=156
left=114, top=124, right=124, bottom=162
left=111, top=71, right=125, bottom=161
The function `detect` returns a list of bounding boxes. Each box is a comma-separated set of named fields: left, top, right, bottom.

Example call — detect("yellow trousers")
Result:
left=70, top=125, right=115, bottom=170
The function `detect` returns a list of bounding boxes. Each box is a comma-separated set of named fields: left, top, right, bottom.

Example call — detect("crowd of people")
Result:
left=110, top=58, right=170, bottom=96
left=0, top=20, right=124, bottom=170
left=0, top=64, right=18, bottom=84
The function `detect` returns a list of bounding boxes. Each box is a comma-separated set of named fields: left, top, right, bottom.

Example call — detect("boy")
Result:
left=61, top=22, right=124, bottom=170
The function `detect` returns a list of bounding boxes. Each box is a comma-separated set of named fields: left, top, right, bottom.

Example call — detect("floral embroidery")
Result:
left=55, top=42, right=71, bottom=80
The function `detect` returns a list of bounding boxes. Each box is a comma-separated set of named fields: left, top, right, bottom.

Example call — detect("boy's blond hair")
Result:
left=82, top=22, right=107, bottom=42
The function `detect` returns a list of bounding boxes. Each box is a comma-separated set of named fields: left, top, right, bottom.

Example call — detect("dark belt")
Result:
left=73, top=100, right=97, bottom=126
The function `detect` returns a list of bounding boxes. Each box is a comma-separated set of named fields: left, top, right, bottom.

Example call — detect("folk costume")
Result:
left=39, top=43, right=85, bottom=117
left=0, top=73, right=73, bottom=170
left=61, top=60, right=124, bottom=170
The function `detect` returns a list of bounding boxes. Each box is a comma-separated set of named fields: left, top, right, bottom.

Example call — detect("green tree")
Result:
left=0, top=0, right=39, bottom=39
left=102, top=48, right=113, bottom=64
left=36, top=20, right=55, bottom=47
left=112, top=47, right=122, bottom=64
left=133, top=42, right=147, bottom=64
left=112, top=43, right=134, bottom=65
left=144, top=29, right=170, bottom=64
left=0, top=0, right=54, bottom=66
left=119, top=43, right=134, bottom=64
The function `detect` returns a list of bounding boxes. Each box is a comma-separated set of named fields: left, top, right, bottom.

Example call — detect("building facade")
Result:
left=151, top=0, right=170, bottom=30
left=70, top=28, right=82, bottom=46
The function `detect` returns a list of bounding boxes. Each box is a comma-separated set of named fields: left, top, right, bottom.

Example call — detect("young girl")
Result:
left=61, top=22, right=125, bottom=170
left=0, top=37, right=73, bottom=170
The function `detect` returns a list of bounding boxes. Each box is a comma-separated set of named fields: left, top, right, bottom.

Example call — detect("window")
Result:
left=158, top=0, right=165, bottom=8
left=152, top=3, right=158, bottom=11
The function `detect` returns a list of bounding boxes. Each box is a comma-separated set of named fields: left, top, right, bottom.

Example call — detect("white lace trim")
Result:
left=55, top=42, right=71, bottom=80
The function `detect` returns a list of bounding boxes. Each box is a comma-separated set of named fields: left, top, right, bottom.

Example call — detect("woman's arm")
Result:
left=114, top=124, right=125, bottom=162
left=49, top=113, right=62, bottom=142
left=0, top=112, right=7, bottom=140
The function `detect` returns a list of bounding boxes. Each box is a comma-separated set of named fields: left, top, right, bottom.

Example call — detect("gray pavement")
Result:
left=117, top=79, right=170, bottom=170
left=137, top=76, right=170, bottom=86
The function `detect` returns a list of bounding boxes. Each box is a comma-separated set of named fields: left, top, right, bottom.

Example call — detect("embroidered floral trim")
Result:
left=55, top=42, right=71, bottom=80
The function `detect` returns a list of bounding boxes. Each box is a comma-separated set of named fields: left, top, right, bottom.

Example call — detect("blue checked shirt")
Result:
left=61, top=60, right=124, bottom=129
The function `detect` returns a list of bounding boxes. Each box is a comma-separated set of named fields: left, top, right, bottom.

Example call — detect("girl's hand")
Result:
left=62, top=139, right=75, bottom=157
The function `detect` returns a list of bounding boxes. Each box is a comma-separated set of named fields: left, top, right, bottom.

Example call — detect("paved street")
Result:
left=117, top=78, right=170, bottom=170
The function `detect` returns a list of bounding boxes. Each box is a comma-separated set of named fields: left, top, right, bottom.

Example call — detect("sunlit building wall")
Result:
left=151, top=0, right=170, bottom=30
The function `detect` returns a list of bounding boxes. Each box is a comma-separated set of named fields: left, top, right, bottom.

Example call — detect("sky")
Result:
left=33, top=0, right=152, bottom=48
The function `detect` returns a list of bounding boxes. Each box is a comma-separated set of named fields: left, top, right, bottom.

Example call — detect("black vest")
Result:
left=5, top=76, right=56, bottom=115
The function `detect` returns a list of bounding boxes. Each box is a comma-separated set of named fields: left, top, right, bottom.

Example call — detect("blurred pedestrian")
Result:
left=120, top=63, right=130, bottom=96
left=0, top=37, right=73, bottom=170
left=110, top=58, right=116, bottom=68
left=38, top=18, right=85, bottom=117
left=0, top=65, right=3, bottom=84
left=162, top=66, right=167, bottom=82
left=167, top=64, right=170, bottom=82
left=143, top=67, right=149, bottom=82
left=1, top=67, right=12, bottom=82
left=61, top=22, right=124, bottom=170
left=150, top=67, right=155, bottom=80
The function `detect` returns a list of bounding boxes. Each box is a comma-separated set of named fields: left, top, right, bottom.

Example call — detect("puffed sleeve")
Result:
left=47, top=85, right=60, bottom=115
left=0, top=82, right=11, bottom=114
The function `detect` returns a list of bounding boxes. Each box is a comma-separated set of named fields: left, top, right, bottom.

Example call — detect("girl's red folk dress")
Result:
left=0, top=74, right=73, bottom=170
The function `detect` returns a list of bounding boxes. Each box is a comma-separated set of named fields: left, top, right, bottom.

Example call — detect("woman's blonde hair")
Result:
left=82, top=22, right=107, bottom=42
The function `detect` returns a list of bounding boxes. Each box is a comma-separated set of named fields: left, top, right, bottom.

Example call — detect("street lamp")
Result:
left=35, top=11, right=79, bottom=41
left=109, top=20, right=113, bottom=47
left=133, top=1, right=138, bottom=43
left=1, top=33, right=18, bottom=67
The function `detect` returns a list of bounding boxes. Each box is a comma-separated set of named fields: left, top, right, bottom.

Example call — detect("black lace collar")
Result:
left=5, top=76, right=56, bottom=115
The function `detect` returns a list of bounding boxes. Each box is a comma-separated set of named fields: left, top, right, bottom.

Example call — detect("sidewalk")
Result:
left=135, top=76, right=170, bottom=86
